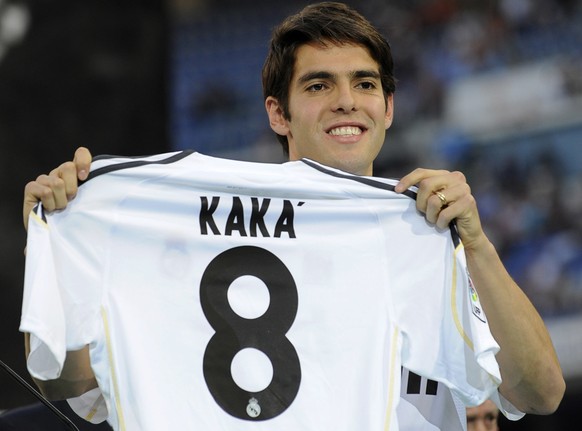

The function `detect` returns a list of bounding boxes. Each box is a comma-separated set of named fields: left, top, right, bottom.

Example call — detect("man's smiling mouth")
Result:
left=328, top=126, right=363, bottom=136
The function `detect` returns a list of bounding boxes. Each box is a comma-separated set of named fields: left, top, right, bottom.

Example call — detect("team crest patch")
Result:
left=467, top=269, right=486, bottom=323
left=246, top=397, right=261, bottom=418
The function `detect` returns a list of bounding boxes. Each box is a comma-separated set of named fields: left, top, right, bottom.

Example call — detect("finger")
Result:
left=22, top=171, right=73, bottom=230
left=38, top=172, right=71, bottom=209
left=49, top=161, right=81, bottom=202
left=425, top=189, right=459, bottom=225
left=23, top=180, right=57, bottom=230
left=415, top=175, right=455, bottom=207
left=73, top=147, right=92, bottom=181
left=435, top=205, right=458, bottom=230
left=424, top=182, right=469, bottom=225
left=424, top=191, right=447, bottom=224
left=416, top=171, right=467, bottom=211
left=395, top=168, right=449, bottom=193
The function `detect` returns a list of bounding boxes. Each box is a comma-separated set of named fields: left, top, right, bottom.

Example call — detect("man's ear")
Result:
left=265, top=96, right=290, bottom=136
left=385, top=94, right=394, bottom=130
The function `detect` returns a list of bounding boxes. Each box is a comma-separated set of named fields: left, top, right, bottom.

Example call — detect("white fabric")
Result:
left=490, top=388, right=526, bottom=421
left=67, top=388, right=109, bottom=424
left=21, top=151, right=502, bottom=430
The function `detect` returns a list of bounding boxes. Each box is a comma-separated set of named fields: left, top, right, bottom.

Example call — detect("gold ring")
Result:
left=434, top=190, right=448, bottom=207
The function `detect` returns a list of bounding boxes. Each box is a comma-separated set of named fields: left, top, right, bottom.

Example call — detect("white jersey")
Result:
left=21, top=151, right=502, bottom=430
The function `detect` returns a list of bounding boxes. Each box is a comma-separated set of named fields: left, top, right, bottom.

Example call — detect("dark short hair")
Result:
left=262, top=1, right=396, bottom=155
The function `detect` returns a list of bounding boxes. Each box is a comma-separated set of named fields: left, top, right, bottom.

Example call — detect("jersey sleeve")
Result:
left=490, top=390, right=526, bottom=421
left=389, top=222, right=502, bottom=407
left=449, top=240, right=503, bottom=404
left=20, top=206, right=67, bottom=379
left=20, top=202, right=105, bottom=381
left=66, top=388, right=109, bottom=424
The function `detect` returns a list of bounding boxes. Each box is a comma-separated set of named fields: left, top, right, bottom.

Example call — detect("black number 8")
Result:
left=200, top=246, right=301, bottom=421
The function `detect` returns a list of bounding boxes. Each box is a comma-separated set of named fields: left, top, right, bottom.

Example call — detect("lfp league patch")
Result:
left=467, top=269, right=486, bottom=323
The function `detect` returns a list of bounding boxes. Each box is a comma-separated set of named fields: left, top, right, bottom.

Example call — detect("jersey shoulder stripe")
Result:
left=85, top=150, right=195, bottom=182
left=301, top=158, right=462, bottom=246
left=300, top=158, right=418, bottom=200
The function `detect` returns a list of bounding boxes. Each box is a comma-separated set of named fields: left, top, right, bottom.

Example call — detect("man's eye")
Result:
left=484, top=413, right=496, bottom=424
left=357, top=81, right=376, bottom=90
left=308, top=83, right=326, bottom=92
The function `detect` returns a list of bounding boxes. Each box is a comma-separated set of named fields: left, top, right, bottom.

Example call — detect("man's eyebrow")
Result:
left=297, top=69, right=381, bottom=85
left=352, top=70, right=381, bottom=79
left=297, top=71, right=335, bottom=84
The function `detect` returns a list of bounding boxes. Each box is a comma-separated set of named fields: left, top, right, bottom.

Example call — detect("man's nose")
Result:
left=468, top=419, right=491, bottom=431
left=332, top=85, right=356, bottom=113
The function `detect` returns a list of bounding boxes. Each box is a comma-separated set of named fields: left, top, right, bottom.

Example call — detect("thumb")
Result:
left=73, top=147, right=93, bottom=181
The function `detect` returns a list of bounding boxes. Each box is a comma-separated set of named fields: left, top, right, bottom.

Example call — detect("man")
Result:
left=21, top=2, right=564, bottom=429
left=467, top=399, right=500, bottom=431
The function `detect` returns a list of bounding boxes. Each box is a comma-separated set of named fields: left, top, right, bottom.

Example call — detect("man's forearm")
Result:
left=464, top=238, right=565, bottom=414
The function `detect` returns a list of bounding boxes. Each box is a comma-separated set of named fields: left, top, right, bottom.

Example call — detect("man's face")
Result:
left=266, top=42, right=393, bottom=176
left=466, top=400, right=499, bottom=431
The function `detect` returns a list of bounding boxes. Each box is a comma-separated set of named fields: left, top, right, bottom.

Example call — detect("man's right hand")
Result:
left=23, top=147, right=92, bottom=231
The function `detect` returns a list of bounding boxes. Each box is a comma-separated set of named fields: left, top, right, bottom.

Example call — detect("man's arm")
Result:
left=396, top=168, right=565, bottom=415
left=23, top=147, right=95, bottom=399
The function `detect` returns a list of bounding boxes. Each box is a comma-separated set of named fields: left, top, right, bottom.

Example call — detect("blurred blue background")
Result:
left=1, top=0, right=581, bottom=428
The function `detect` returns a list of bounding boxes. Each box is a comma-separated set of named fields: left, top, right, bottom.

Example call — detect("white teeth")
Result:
left=329, top=126, right=362, bottom=136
